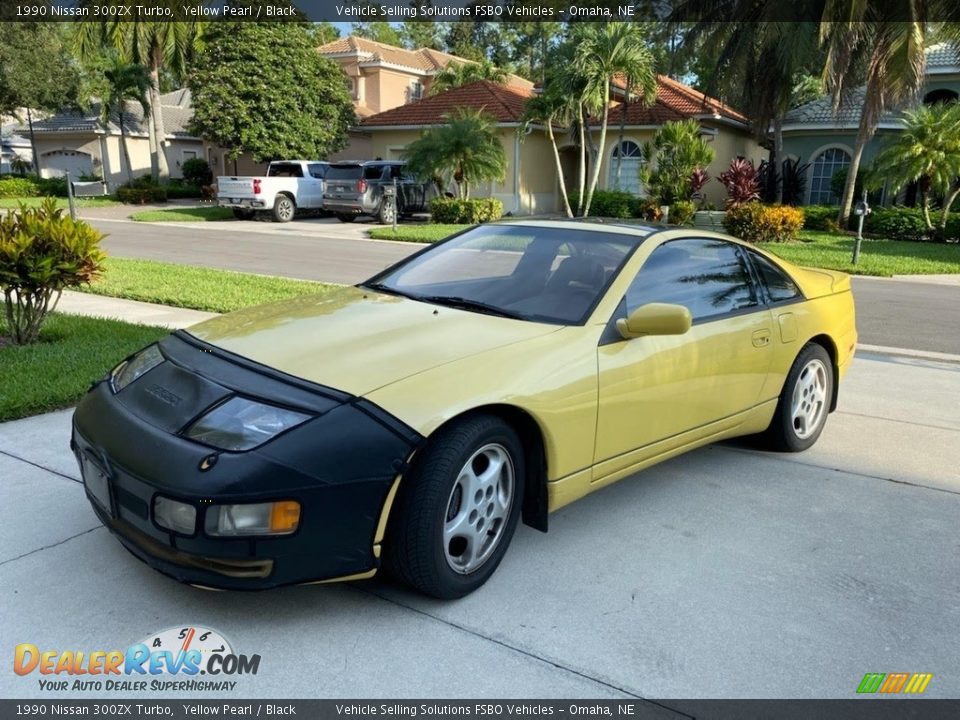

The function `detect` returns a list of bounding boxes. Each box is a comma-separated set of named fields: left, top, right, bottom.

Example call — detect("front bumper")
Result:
left=72, top=332, right=422, bottom=590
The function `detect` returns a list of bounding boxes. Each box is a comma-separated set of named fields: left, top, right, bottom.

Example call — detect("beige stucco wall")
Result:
left=326, top=55, right=425, bottom=116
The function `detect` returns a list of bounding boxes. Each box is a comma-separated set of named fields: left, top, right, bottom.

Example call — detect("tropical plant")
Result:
left=719, top=158, right=761, bottom=207
left=100, top=59, right=151, bottom=186
left=74, top=16, right=204, bottom=182
left=429, top=197, right=503, bottom=224
left=188, top=23, right=354, bottom=163
left=429, top=60, right=507, bottom=95
left=689, top=167, right=711, bottom=205
left=867, top=102, right=960, bottom=240
left=780, top=158, right=810, bottom=206
left=572, top=22, right=657, bottom=217
left=0, top=199, right=106, bottom=345
left=640, top=119, right=716, bottom=205
left=723, top=202, right=805, bottom=243
left=403, top=109, right=506, bottom=200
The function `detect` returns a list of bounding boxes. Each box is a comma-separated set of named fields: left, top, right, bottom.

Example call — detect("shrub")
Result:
left=0, top=198, right=106, bottom=344
left=723, top=203, right=804, bottom=244
left=165, top=180, right=203, bottom=199
left=863, top=206, right=932, bottom=242
left=430, top=197, right=503, bottom=224
left=117, top=186, right=168, bottom=204
left=801, top=205, right=841, bottom=232
left=637, top=197, right=664, bottom=221
left=181, top=157, right=213, bottom=187
left=566, top=190, right=642, bottom=219
left=37, top=177, right=68, bottom=197
left=669, top=200, right=696, bottom=226
left=719, top=158, right=761, bottom=207
left=0, top=177, right=40, bottom=198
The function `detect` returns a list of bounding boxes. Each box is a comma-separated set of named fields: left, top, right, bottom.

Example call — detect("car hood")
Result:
left=186, top=286, right=560, bottom=396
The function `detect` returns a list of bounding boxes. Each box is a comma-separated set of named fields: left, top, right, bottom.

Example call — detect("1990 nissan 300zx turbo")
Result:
left=73, top=221, right=856, bottom=598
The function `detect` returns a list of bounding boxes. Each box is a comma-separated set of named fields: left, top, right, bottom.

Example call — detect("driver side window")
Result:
left=626, top=239, right=759, bottom=322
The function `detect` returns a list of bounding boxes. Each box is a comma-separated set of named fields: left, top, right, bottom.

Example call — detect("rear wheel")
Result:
left=376, top=198, right=396, bottom=225
left=763, top=343, right=833, bottom=452
left=386, top=414, right=525, bottom=599
left=271, top=194, right=295, bottom=223
left=336, top=213, right=356, bottom=223
left=231, top=208, right=255, bottom=220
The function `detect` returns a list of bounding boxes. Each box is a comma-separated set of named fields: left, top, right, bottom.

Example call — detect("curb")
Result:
left=858, top=344, right=960, bottom=365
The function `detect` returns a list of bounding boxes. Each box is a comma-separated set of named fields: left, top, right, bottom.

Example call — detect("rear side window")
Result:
left=364, top=165, right=387, bottom=180
left=326, top=165, right=363, bottom=180
left=627, top=238, right=759, bottom=321
left=267, top=163, right=304, bottom=177
left=307, top=163, right=327, bottom=179
left=749, top=251, right=802, bottom=303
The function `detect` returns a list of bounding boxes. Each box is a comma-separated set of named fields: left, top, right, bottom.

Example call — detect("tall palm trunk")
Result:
left=546, top=122, right=573, bottom=218
left=118, top=108, right=134, bottom=185
left=615, top=82, right=630, bottom=188
left=939, top=183, right=960, bottom=240
left=148, top=46, right=170, bottom=182
left=583, top=85, right=611, bottom=217
left=773, top=117, right=784, bottom=204
left=838, top=111, right=873, bottom=228
left=26, top=108, right=40, bottom=179
left=576, top=105, right=586, bottom=216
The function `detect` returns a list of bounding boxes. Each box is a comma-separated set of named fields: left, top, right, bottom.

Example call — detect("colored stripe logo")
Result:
left=857, top=673, right=933, bottom=694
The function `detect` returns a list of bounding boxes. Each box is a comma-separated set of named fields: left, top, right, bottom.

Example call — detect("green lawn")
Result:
left=130, top=206, right=234, bottom=222
left=759, top=231, right=960, bottom=277
left=0, top=314, right=166, bottom=422
left=79, top=257, right=341, bottom=313
left=0, top=196, right=121, bottom=209
left=368, top=224, right=470, bottom=243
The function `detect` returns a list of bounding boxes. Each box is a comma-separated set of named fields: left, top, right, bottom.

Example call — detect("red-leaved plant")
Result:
left=719, top=158, right=760, bottom=207
left=689, top=167, right=710, bottom=204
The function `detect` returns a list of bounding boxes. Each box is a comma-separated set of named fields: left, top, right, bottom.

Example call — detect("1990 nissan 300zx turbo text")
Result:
left=72, top=221, right=857, bottom=598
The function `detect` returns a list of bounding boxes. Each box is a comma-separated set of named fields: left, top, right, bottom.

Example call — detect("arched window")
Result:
left=608, top=140, right=643, bottom=195
left=809, top=147, right=851, bottom=205
left=923, top=88, right=959, bottom=105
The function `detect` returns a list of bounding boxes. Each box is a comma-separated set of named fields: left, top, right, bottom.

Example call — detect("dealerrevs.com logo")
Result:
left=14, top=626, right=260, bottom=693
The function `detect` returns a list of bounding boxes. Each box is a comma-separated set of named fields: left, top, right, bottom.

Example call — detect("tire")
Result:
left=763, top=343, right=833, bottom=452
left=231, top=208, right=255, bottom=220
left=336, top=213, right=356, bottom=223
left=385, top=414, right=525, bottom=599
left=376, top=198, right=396, bottom=225
left=271, top=194, right=296, bottom=223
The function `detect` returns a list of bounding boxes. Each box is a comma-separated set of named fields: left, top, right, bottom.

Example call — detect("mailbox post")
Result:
left=852, top=190, right=871, bottom=265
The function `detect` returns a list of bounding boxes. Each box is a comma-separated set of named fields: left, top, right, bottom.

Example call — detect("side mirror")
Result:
left=616, top=303, right=692, bottom=339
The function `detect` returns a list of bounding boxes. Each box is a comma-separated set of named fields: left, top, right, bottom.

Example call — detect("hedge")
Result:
left=723, top=203, right=805, bottom=244
left=116, top=186, right=168, bottom=204
left=863, top=206, right=960, bottom=242
left=430, top=197, right=503, bottom=224
left=0, top=177, right=40, bottom=198
left=566, top=190, right=642, bottom=219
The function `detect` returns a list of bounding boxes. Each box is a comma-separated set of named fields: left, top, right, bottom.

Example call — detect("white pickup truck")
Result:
left=217, top=160, right=329, bottom=222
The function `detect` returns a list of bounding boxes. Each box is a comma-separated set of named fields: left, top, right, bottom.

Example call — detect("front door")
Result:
left=594, top=238, right=775, bottom=476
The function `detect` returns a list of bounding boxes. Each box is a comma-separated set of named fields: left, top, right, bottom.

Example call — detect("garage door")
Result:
left=41, top=149, right=93, bottom=178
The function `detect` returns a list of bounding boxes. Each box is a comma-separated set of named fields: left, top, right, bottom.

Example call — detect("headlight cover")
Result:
left=153, top=495, right=197, bottom=535
left=184, top=397, right=312, bottom=451
left=205, top=501, right=301, bottom=537
left=110, top=345, right=164, bottom=392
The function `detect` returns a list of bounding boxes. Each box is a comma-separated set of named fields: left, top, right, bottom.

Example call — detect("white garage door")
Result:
left=41, top=149, right=93, bottom=179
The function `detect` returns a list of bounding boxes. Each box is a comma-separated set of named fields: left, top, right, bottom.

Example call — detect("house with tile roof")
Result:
left=358, top=75, right=763, bottom=214
left=780, top=43, right=960, bottom=206
left=19, top=89, right=204, bottom=187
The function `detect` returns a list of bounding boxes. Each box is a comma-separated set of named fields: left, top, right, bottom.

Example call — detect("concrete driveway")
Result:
left=1, top=352, right=958, bottom=700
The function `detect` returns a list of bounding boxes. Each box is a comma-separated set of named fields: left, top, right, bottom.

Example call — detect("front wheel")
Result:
left=763, top=343, right=833, bottom=452
left=271, top=194, right=295, bottom=223
left=385, top=415, right=525, bottom=599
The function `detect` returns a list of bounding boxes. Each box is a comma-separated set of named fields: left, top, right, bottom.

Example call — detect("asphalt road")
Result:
left=1, top=353, right=959, bottom=700
left=89, top=218, right=959, bottom=355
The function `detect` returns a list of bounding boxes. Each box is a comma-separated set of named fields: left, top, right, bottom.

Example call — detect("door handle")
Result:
left=752, top=330, right=771, bottom=347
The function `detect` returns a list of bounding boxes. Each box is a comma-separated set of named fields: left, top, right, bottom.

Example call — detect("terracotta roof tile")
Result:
left=361, top=80, right=534, bottom=127
left=609, top=74, right=749, bottom=125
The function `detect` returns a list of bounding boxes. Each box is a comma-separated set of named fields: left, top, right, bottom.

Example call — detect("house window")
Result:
left=809, top=147, right=851, bottom=205
left=923, top=88, right=958, bottom=105
left=409, top=81, right=424, bottom=102
left=608, top=141, right=643, bottom=195
left=182, top=150, right=198, bottom=163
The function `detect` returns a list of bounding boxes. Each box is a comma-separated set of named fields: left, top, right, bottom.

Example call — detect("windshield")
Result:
left=365, top=224, right=645, bottom=325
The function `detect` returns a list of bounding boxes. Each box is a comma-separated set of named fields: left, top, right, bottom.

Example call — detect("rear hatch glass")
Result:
left=326, top=165, right=364, bottom=181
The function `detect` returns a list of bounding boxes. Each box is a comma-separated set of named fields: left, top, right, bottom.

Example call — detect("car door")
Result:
left=304, top=163, right=327, bottom=208
left=593, top=238, right=775, bottom=478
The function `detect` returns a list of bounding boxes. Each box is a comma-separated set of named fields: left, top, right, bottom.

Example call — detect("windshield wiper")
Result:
left=360, top=282, right=418, bottom=300
left=415, top=295, right=523, bottom=320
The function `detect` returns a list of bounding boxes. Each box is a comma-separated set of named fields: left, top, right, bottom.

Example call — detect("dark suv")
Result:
left=322, top=161, right=435, bottom=224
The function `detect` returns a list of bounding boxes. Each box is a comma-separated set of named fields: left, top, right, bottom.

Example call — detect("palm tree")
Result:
left=521, top=87, right=577, bottom=218
left=100, top=59, right=151, bottom=185
left=429, top=60, right=507, bottom=96
left=572, top=23, right=656, bottom=217
left=639, top=119, right=716, bottom=204
left=75, top=18, right=203, bottom=183
left=403, top=108, right=506, bottom=199
left=868, top=102, right=960, bottom=239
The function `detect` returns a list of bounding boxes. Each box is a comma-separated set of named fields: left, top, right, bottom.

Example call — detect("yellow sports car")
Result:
left=72, top=221, right=856, bottom=599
